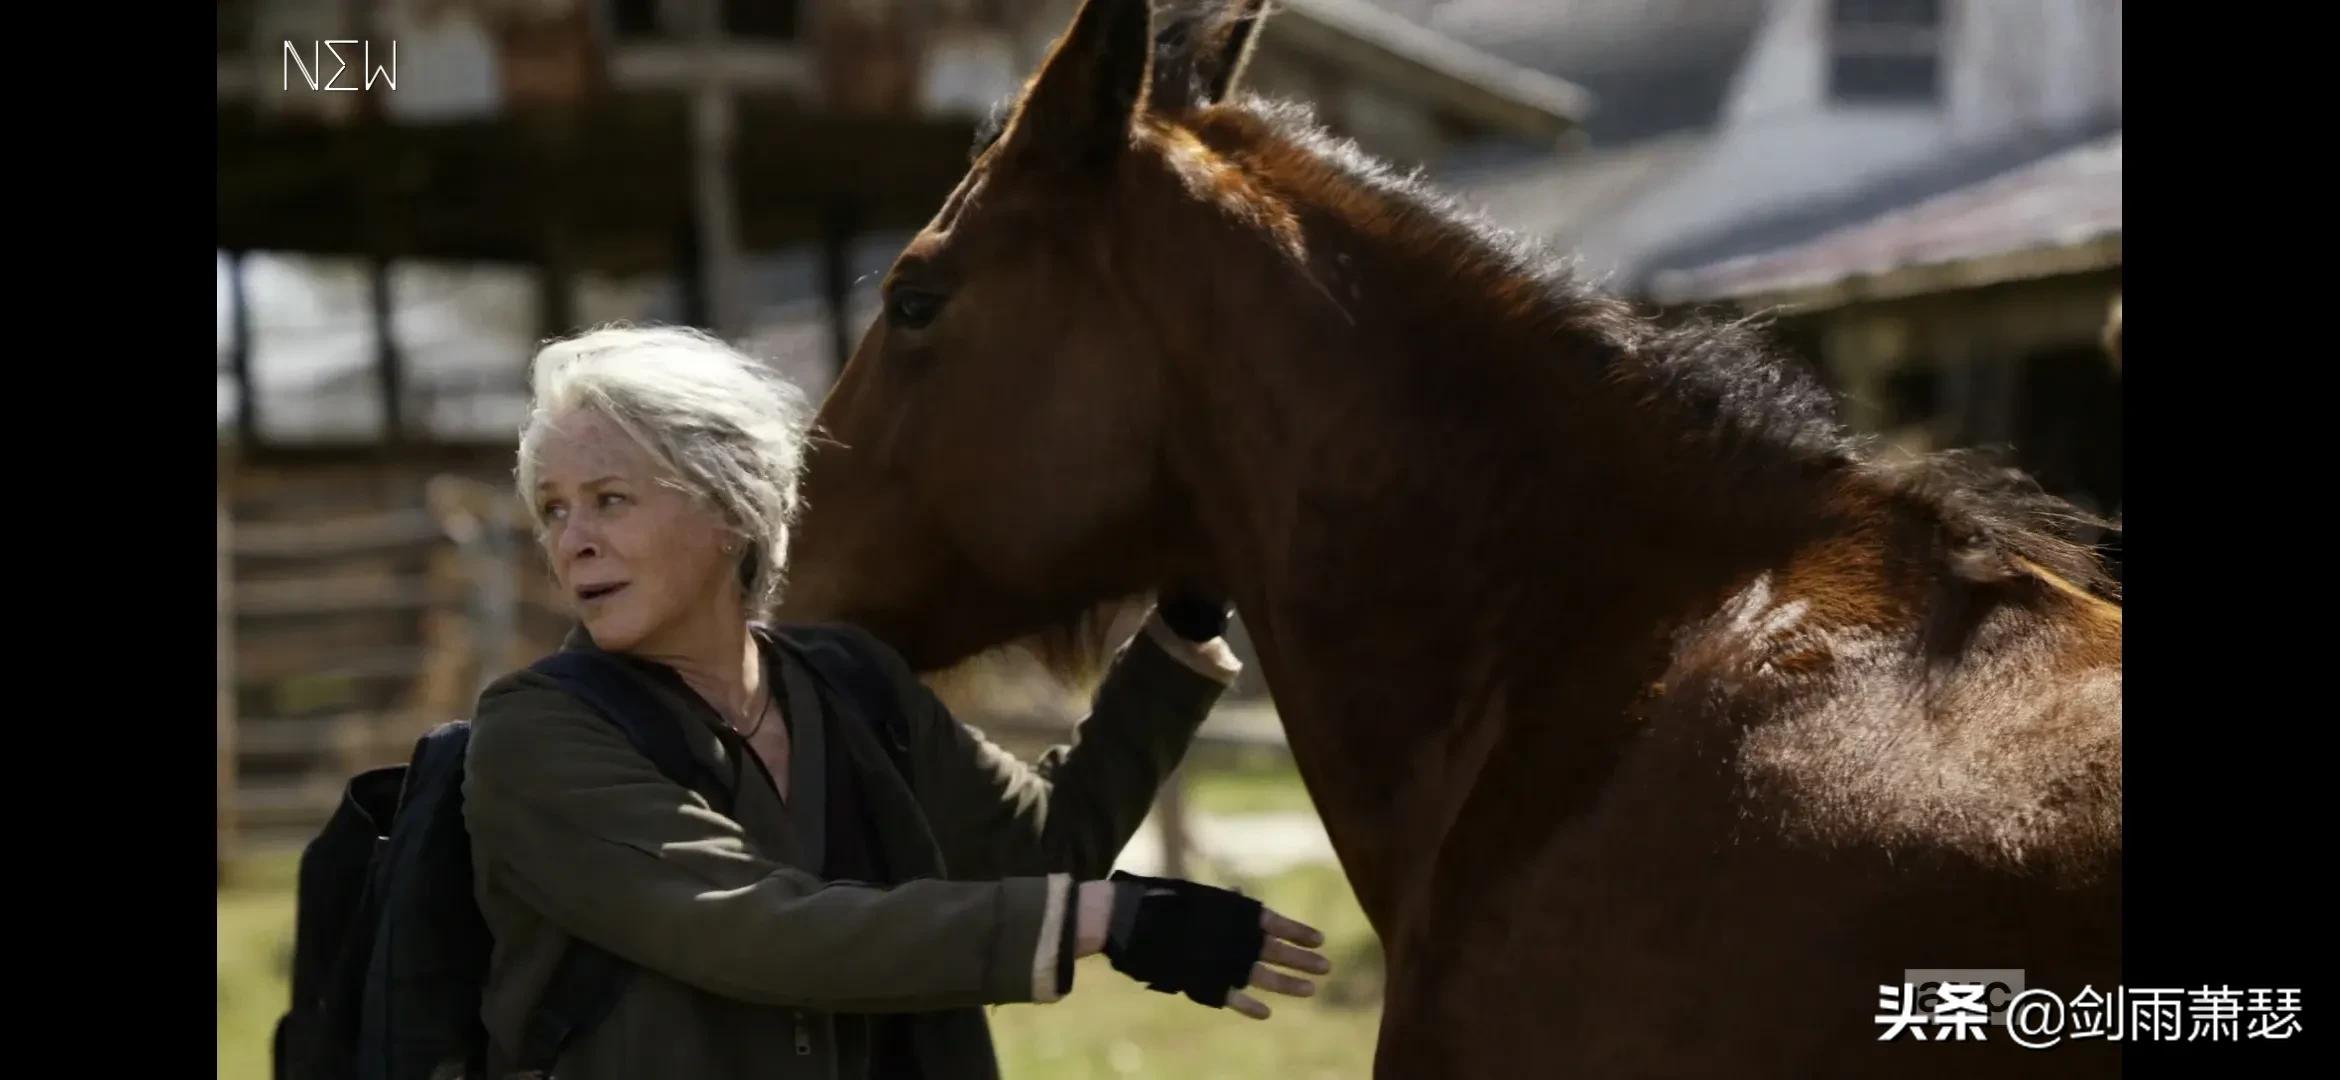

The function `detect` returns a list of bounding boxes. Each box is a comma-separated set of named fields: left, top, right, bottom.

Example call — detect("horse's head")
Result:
left=780, top=0, right=1276, bottom=671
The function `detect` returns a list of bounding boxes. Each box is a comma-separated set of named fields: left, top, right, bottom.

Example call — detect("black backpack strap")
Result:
left=529, top=651, right=705, bottom=792
left=508, top=650, right=715, bottom=1074
left=769, top=624, right=915, bottom=788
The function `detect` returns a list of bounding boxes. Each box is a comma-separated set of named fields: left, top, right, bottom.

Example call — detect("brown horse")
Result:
left=777, top=1, right=2122, bottom=1075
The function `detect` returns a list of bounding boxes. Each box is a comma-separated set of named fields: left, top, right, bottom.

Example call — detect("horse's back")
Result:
left=1731, top=565, right=2121, bottom=887
left=1374, top=570, right=2121, bottom=1078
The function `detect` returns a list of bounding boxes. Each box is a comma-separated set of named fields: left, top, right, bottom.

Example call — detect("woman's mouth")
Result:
left=576, top=582, right=629, bottom=603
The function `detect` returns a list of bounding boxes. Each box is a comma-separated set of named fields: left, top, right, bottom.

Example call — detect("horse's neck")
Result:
left=1181, top=282, right=1887, bottom=935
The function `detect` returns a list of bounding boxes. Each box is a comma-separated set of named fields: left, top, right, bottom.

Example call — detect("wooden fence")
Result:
left=220, top=466, right=568, bottom=858
left=218, top=468, right=1287, bottom=871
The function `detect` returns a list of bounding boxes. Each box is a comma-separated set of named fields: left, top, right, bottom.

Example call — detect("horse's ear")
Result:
left=1008, top=0, right=1155, bottom=171
left=1151, top=0, right=1269, bottom=113
left=1201, top=0, right=1270, bottom=103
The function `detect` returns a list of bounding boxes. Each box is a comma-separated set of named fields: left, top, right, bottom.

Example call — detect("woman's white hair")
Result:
left=516, top=323, right=811, bottom=617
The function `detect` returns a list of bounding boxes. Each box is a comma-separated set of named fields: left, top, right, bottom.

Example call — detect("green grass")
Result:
left=218, top=854, right=301, bottom=1080
left=1182, top=747, right=1318, bottom=818
left=216, top=770, right=1380, bottom=1080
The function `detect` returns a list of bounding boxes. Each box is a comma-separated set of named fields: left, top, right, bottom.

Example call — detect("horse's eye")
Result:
left=887, top=289, right=946, bottom=331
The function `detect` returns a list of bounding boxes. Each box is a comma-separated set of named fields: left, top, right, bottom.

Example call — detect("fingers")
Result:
left=1247, top=906, right=1329, bottom=1009
left=1247, top=962, right=1316, bottom=1000
left=1261, top=907, right=1325, bottom=949
left=1226, top=990, right=1271, bottom=1020
left=1260, top=937, right=1332, bottom=976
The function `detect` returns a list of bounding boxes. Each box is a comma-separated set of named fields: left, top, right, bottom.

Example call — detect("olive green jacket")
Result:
left=462, top=618, right=1238, bottom=1079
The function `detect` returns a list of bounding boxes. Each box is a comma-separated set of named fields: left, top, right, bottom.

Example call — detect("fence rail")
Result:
left=221, top=476, right=521, bottom=859
left=231, top=509, right=444, bottom=559
left=235, top=711, right=440, bottom=756
left=219, top=477, right=1291, bottom=864
left=235, top=575, right=456, bottom=617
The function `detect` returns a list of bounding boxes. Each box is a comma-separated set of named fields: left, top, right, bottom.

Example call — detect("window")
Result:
left=216, top=254, right=548, bottom=445
left=229, top=253, right=388, bottom=443
left=390, top=262, right=538, bottom=442
left=1828, top=0, right=1942, bottom=105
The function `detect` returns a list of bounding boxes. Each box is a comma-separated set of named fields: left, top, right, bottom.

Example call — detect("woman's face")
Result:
left=531, top=409, right=742, bottom=654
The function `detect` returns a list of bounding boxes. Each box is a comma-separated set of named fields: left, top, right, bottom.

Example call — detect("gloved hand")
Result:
left=1155, top=583, right=1233, bottom=643
left=1101, top=870, right=1331, bottom=1016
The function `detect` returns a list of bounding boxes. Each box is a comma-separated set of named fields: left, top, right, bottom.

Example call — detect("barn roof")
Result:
left=1649, top=132, right=2122, bottom=309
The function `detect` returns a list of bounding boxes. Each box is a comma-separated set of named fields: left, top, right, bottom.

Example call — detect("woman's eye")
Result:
left=886, top=289, right=946, bottom=331
left=540, top=502, right=567, bottom=521
left=597, top=492, right=628, bottom=509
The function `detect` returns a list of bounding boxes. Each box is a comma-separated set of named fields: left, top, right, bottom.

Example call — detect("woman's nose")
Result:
left=556, top=520, right=601, bottom=562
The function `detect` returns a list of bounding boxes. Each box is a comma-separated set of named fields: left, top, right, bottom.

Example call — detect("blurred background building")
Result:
left=1449, top=0, right=2122, bottom=533
left=217, top=3, right=2118, bottom=1076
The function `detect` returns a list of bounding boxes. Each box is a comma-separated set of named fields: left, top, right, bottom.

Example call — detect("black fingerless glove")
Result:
left=1101, top=870, right=1265, bottom=1008
left=1156, top=584, right=1232, bottom=643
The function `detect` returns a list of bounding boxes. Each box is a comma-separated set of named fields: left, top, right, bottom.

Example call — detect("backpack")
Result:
left=273, top=626, right=913, bottom=1080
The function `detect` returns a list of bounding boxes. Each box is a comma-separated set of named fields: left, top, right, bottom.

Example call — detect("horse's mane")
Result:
left=1208, top=97, right=2121, bottom=603
left=931, top=73, right=2113, bottom=711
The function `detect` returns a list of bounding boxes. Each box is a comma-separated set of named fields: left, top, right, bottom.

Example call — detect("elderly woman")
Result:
left=463, top=325, right=1329, bottom=1079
